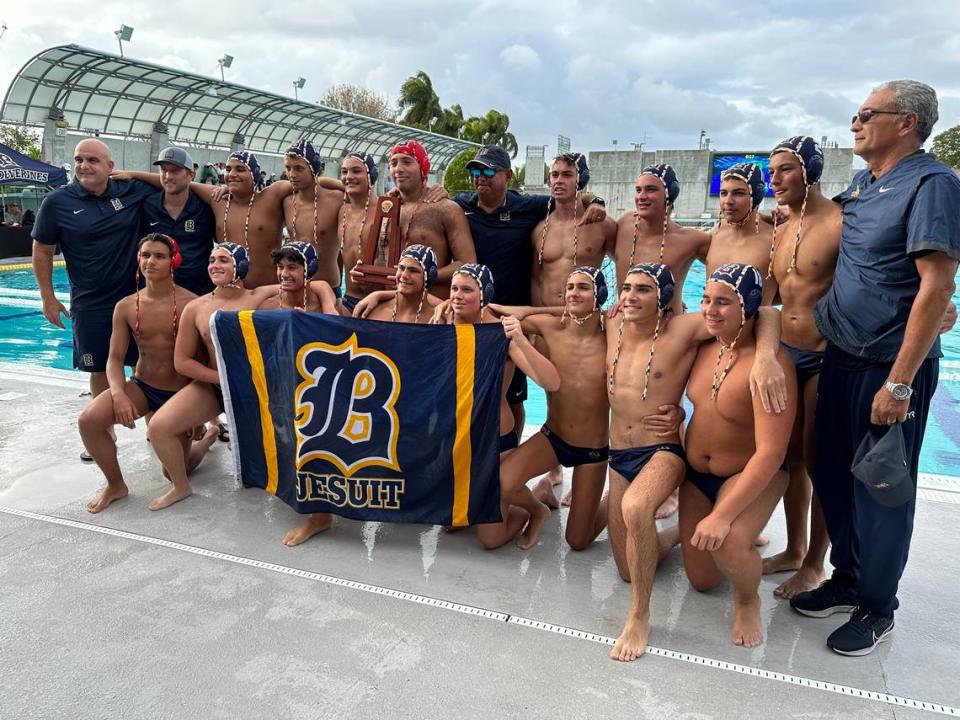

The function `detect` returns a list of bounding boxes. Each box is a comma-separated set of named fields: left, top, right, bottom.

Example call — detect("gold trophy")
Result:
left=356, top=196, right=402, bottom=286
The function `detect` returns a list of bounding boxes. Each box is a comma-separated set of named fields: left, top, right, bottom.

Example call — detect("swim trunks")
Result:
left=781, top=342, right=825, bottom=388
left=687, top=460, right=788, bottom=504
left=132, top=376, right=177, bottom=413
left=609, top=443, right=685, bottom=482
left=499, top=431, right=519, bottom=453
left=540, top=425, right=609, bottom=467
left=342, top=295, right=361, bottom=313
left=332, top=284, right=343, bottom=299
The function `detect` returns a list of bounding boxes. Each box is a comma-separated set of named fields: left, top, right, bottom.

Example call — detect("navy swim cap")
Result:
left=287, top=138, right=325, bottom=177
left=228, top=151, right=262, bottom=189
left=281, top=241, right=318, bottom=279
left=640, top=164, right=680, bottom=206
left=771, top=136, right=824, bottom=186
left=721, top=162, right=766, bottom=208
left=400, top=244, right=439, bottom=289
left=626, top=262, right=675, bottom=310
left=345, top=151, right=379, bottom=186
left=569, top=265, right=608, bottom=308
left=709, top=262, right=763, bottom=319
left=217, top=242, right=249, bottom=281
left=454, top=263, right=495, bottom=306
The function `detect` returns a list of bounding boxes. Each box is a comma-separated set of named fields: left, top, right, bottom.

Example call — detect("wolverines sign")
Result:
left=212, top=311, right=508, bottom=526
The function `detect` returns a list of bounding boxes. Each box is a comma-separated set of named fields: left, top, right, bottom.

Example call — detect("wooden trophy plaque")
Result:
left=357, top=196, right=402, bottom=286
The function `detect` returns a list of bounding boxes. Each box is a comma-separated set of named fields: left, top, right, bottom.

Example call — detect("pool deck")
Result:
left=1, top=362, right=959, bottom=719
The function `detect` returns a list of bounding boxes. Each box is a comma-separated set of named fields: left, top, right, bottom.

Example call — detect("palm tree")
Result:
left=461, top=110, right=518, bottom=157
left=398, top=71, right=442, bottom=130
left=434, top=104, right=464, bottom=138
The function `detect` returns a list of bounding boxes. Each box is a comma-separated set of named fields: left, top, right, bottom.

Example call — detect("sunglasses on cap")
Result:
left=468, top=167, right=498, bottom=178
left=852, top=108, right=907, bottom=125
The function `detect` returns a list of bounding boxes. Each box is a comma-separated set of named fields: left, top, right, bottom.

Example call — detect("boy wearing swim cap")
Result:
left=481, top=266, right=611, bottom=551
left=440, top=264, right=561, bottom=549
left=78, top=234, right=211, bottom=513
left=605, top=262, right=788, bottom=661
left=350, top=141, right=477, bottom=300
left=256, top=241, right=338, bottom=312
left=531, top=154, right=617, bottom=307
left=339, top=152, right=382, bottom=312
left=145, top=243, right=280, bottom=510
left=680, top=263, right=796, bottom=649
left=281, top=139, right=345, bottom=294
left=613, top=164, right=711, bottom=315
left=707, top=163, right=778, bottom=305
left=354, top=245, right=444, bottom=323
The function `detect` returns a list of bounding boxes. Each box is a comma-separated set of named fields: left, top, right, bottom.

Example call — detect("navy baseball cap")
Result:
left=153, top=147, right=195, bottom=171
left=851, top=424, right=914, bottom=507
left=467, top=146, right=511, bottom=172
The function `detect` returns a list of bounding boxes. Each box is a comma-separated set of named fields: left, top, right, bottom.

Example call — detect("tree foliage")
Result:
left=320, top=84, right=393, bottom=122
left=443, top=149, right=478, bottom=195
left=461, top=110, right=518, bottom=157
left=931, top=125, right=960, bottom=169
left=0, top=124, right=42, bottom=159
left=434, top=104, right=464, bottom=138
left=398, top=71, right=442, bottom=130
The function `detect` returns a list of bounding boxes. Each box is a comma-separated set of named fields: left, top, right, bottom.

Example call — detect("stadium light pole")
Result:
left=293, top=77, right=306, bottom=100
left=114, top=24, right=133, bottom=57
left=218, top=54, right=234, bottom=82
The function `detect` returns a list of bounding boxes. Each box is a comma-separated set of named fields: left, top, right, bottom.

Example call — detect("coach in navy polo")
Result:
left=791, top=80, right=960, bottom=656
left=141, top=147, right=215, bottom=296
left=32, top=138, right=154, bottom=396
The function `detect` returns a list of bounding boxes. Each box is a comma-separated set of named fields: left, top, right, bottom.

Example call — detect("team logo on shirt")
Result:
left=185, top=219, right=195, bottom=232
left=499, top=211, right=511, bottom=222
left=110, top=198, right=124, bottom=212
left=294, top=333, right=401, bottom=477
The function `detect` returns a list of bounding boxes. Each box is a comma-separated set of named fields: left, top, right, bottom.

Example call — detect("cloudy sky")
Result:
left=2, top=1, right=959, bottom=160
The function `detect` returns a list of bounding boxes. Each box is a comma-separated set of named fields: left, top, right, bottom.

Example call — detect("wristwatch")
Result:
left=884, top=381, right=913, bottom=401
left=588, top=196, right=606, bottom=207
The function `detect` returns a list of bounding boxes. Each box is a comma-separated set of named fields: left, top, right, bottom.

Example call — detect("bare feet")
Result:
left=86, top=484, right=129, bottom=514
left=282, top=514, right=333, bottom=546
left=517, top=502, right=550, bottom=550
left=731, top=595, right=764, bottom=647
left=148, top=485, right=192, bottom=511
left=532, top=477, right=560, bottom=510
left=754, top=534, right=770, bottom=547
left=773, top=565, right=826, bottom=599
left=543, top=465, right=563, bottom=487
left=655, top=489, right=679, bottom=519
left=560, top=488, right=573, bottom=507
left=761, top=549, right=804, bottom=575
left=610, top=615, right=651, bottom=662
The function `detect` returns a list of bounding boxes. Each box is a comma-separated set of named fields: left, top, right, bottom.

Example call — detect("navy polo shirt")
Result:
left=141, top=190, right=216, bottom=296
left=815, top=150, right=960, bottom=362
left=453, top=190, right=551, bottom=306
left=32, top=178, right=155, bottom=312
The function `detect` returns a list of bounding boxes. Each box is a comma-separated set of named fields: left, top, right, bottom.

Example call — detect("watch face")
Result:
left=894, top=387, right=910, bottom=400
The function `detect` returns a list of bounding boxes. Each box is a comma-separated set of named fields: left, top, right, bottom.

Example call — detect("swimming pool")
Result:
left=2, top=263, right=959, bottom=475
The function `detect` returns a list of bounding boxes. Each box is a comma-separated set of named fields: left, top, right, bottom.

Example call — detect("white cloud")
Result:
left=499, top=44, right=541, bottom=72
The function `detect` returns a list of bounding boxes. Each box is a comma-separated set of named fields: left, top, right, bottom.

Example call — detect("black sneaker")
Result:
left=80, top=450, right=94, bottom=463
left=827, top=607, right=895, bottom=656
left=790, top=577, right=858, bottom=617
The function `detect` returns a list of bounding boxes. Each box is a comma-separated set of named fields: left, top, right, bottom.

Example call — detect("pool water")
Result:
left=2, top=264, right=959, bottom=475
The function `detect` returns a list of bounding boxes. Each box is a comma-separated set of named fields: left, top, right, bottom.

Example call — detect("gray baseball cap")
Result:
left=851, top=424, right=914, bottom=507
left=153, top=146, right=194, bottom=171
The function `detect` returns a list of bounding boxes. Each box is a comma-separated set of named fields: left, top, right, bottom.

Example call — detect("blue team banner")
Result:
left=211, top=310, right=509, bottom=526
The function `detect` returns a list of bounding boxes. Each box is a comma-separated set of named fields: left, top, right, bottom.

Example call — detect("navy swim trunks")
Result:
left=609, top=443, right=685, bottom=482
left=540, top=425, right=608, bottom=467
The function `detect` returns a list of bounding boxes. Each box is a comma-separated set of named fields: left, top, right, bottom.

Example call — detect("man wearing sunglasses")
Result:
left=791, top=80, right=960, bottom=656
left=452, top=146, right=608, bottom=438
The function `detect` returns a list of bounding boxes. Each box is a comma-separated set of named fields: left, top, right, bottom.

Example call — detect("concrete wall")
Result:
left=587, top=147, right=855, bottom=220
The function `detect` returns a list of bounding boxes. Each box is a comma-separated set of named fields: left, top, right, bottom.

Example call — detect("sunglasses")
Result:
left=468, top=167, right=498, bottom=178
left=852, top=108, right=907, bottom=125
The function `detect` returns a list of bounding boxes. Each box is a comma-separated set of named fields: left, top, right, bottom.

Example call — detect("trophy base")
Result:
left=355, top=264, right=397, bottom=287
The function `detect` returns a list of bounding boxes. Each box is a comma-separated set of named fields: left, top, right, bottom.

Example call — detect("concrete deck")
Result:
left=1, top=363, right=958, bottom=719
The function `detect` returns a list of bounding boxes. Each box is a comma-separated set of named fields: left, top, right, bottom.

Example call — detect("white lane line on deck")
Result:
left=2, top=506, right=957, bottom=717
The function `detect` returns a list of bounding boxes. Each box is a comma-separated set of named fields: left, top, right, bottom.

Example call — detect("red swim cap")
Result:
left=389, top=140, right=431, bottom=180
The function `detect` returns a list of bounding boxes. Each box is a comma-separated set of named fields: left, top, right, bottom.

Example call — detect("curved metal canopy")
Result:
left=1, top=44, right=479, bottom=168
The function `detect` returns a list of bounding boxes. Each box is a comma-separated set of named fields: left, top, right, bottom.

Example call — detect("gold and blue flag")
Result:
left=211, top=310, right=509, bottom=526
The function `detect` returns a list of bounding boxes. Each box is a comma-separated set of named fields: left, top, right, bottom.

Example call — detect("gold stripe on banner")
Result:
left=451, top=324, right=476, bottom=527
left=238, top=311, right=280, bottom=495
